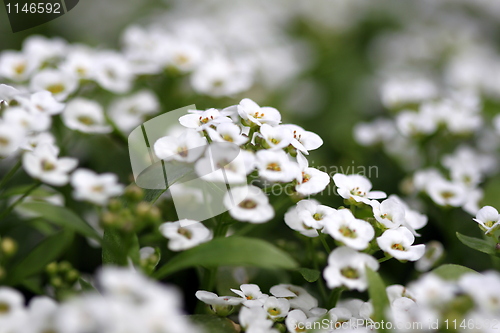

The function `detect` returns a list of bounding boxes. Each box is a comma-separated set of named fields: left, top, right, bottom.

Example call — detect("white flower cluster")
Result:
left=196, top=270, right=500, bottom=333
left=0, top=267, right=201, bottom=333
left=284, top=174, right=427, bottom=292
left=154, top=98, right=328, bottom=251
left=354, top=0, right=500, bottom=216
left=0, top=82, right=124, bottom=205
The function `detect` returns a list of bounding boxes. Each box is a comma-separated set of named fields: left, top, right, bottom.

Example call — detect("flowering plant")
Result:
left=1, top=0, right=500, bottom=332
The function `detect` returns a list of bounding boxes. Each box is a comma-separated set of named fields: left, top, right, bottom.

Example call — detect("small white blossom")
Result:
left=3, top=106, right=51, bottom=133
left=224, top=185, right=274, bottom=223
left=195, top=291, right=242, bottom=316
left=207, top=122, right=249, bottom=146
left=154, top=129, right=207, bottom=163
left=258, top=124, right=293, bottom=150
left=108, top=90, right=159, bottom=132
left=0, top=51, right=36, bottom=82
left=30, top=69, right=78, bottom=101
left=71, top=169, right=124, bottom=205
left=62, top=98, right=112, bottom=133
left=415, top=241, right=444, bottom=272
left=237, top=98, right=281, bottom=127
left=269, top=284, right=318, bottom=311
left=179, top=108, right=232, bottom=131
left=256, top=150, right=300, bottom=183
left=333, top=173, right=387, bottom=205
left=427, top=178, right=467, bottom=207
left=295, top=152, right=330, bottom=196
left=0, top=121, right=24, bottom=157
left=473, top=206, right=500, bottom=234
left=94, top=51, right=133, bottom=93
left=323, top=246, right=379, bottom=291
left=23, top=144, right=78, bottom=186
left=231, top=284, right=269, bottom=307
left=324, top=209, right=375, bottom=250
left=408, top=274, right=456, bottom=307
left=377, top=227, right=425, bottom=261
left=195, top=145, right=254, bottom=184
left=263, top=296, right=290, bottom=320
left=159, top=220, right=212, bottom=251
left=281, top=124, right=323, bottom=154
left=19, top=90, right=65, bottom=116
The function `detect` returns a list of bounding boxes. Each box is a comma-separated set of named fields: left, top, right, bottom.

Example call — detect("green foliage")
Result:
left=366, top=267, right=390, bottom=330
left=456, top=232, right=498, bottom=256
left=154, top=236, right=298, bottom=279
left=298, top=267, right=321, bottom=282
left=431, top=264, right=478, bottom=281
left=5, top=229, right=74, bottom=285
left=190, top=315, right=239, bottom=333
left=19, top=202, right=101, bottom=242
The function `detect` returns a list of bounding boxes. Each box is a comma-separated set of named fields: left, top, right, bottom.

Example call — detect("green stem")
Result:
left=327, top=287, right=344, bottom=309
left=318, top=232, right=331, bottom=253
left=309, top=239, right=328, bottom=306
left=0, top=160, right=22, bottom=190
left=233, top=223, right=258, bottom=236
left=378, top=255, right=392, bottom=263
left=0, top=181, right=41, bottom=220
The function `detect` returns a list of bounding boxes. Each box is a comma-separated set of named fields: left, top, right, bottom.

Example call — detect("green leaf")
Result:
left=6, top=229, right=74, bottom=285
left=298, top=268, right=320, bottom=282
left=366, top=267, right=390, bottom=329
left=102, top=228, right=139, bottom=266
left=189, top=315, right=238, bottom=333
left=431, top=264, right=478, bottom=281
left=19, top=202, right=101, bottom=242
left=456, top=232, right=496, bottom=256
left=154, top=237, right=298, bottom=279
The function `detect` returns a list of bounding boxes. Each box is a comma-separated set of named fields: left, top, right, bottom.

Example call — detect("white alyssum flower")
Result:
left=23, top=35, right=67, bottom=66
left=108, top=90, right=159, bottom=132
left=415, top=241, right=444, bottom=272
left=387, top=195, right=428, bottom=235
left=353, top=119, right=396, bottom=147
left=473, top=206, right=500, bottom=234
left=30, top=69, right=78, bottom=101
left=60, top=47, right=96, bottom=80
left=154, top=129, right=207, bottom=163
left=459, top=271, right=500, bottom=314
left=71, top=169, right=124, bottom=205
left=270, top=284, right=318, bottom=311
left=3, top=106, right=51, bottom=133
left=396, top=110, right=437, bottom=136
left=0, top=84, right=23, bottom=107
left=323, top=209, right=375, bottom=250
left=159, top=220, right=212, bottom=251
left=0, top=51, right=36, bottom=82
left=19, top=90, right=65, bottom=116
left=20, top=132, right=55, bottom=152
left=284, top=201, right=323, bottom=237
left=164, top=40, right=203, bottom=73
left=408, top=273, right=456, bottom=307
left=281, top=124, right=323, bottom=154
left=323, top=246, right=379, bottom=291
left=94, top=51, right=133, bottom=93
left=295, top=152, right=330, bottom=196
left=62, top=98, right=111, bottom=134
left=258, top=124, right=293, bottom=150
left=231, top=284, right=269, bottom=307
left=380, top=76, right=438, bottom=109
left=0, top=121, right=24, bottom=157
left=285, top=309, right=319, bottom=333
left=333, top=173, right=387, bottom=205
left=207, top=122, right=249, bottom=146
left=427, top=178, right=468, bottom=207
left=195, top=291, right=242, bottom=316
left=263, top=296, right=290, bottom=320
left=256, top=150, right=300, bottom=183
left=179, top=108, right=232, bottom=131
left=238, top=98, right=281, bottom=127
left=23, top=144, right=78, bottom=186
left=224, top=185, right=274, bottom=223
left=195, top=145, right=254, bottom=184
left=371, top=197, right=406, bottom=230
left=377, top=227, right=425, bottom=261
left=0, top=287, right=25, bottom=317
left=239, top=306, right=274, bottom=332
left=191, top=58, right=253, bottom=97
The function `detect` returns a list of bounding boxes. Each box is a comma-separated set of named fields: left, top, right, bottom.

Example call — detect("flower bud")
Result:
left=1, top=237, right=17, bottom=257
left=124, top=185, right=144, bottom=202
